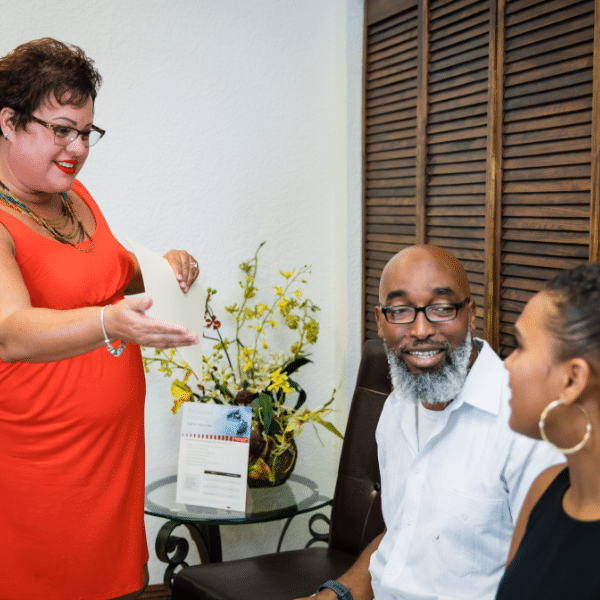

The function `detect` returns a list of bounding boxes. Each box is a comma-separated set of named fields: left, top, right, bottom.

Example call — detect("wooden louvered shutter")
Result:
left=364, top=1, right=419, bottom=339
left=498, top=0, right=596, bottom=356
left=425, top=0, right=492, bottom=337
left=363, top=0, right=599, bottom=349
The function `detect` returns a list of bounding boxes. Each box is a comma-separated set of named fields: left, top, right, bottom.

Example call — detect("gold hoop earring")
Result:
left=539, top=399, right=592, bottom=455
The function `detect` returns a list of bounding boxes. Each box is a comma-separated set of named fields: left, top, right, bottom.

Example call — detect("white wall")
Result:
left=2, top=0, right=363, bottom=586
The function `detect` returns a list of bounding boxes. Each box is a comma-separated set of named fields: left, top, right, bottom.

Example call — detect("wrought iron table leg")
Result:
left=276, top=516, right=293, bottom=553
left=305, top=512, right=330, bottom=547
left=155, top=520, right=223, bottom=589
left=276, top=511, right=331, bottom=553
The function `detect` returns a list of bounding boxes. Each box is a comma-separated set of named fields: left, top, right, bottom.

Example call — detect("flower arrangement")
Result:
left=143, top=242, right=342, bottom=486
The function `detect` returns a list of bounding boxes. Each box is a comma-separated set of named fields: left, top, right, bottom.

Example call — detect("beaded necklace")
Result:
left=0, top=189, right=94, bottom=252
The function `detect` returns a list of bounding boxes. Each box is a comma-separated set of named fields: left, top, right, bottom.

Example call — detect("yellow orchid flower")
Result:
left=267, top=368, right=294, bottom=395
left=278, top=297, right=290, bottom=315
left=170, top=371, right=194, bottom=414
left=279, top=269, right=295, bottom=279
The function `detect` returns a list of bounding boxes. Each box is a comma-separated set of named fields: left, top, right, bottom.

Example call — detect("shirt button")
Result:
left=406, top=518, right=412, bottom=525
left=461, top=514, right=468, bottom=521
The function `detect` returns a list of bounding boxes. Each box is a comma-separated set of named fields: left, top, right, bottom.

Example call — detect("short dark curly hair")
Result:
left=0, top=38, right=102, bottom=134
left=543, top=263, right=600, bottom=365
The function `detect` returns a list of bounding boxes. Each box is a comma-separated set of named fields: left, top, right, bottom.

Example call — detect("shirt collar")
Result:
left=450, top=338, right=505, bottom=416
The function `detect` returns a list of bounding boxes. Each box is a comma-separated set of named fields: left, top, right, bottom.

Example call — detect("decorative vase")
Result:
left=247, top=422, right=298, bottom=488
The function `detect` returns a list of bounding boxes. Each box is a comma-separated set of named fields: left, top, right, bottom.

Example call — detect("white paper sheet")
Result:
left=122, top=237, right=206, bottom=378
left=176, top=403, right=252, bottom=511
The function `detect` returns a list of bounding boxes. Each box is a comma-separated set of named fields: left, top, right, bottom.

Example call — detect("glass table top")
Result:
left=145, top=473, right=333, bottom=525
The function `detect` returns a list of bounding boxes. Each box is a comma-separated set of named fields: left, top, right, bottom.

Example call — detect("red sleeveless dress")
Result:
left=0, top=181, right=148, bottom=599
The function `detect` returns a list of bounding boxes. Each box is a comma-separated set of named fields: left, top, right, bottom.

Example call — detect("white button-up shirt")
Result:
left=369, top=339, right=564, bottom=600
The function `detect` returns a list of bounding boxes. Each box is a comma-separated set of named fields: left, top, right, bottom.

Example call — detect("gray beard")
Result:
left=384, top=332, right=473, bottom=407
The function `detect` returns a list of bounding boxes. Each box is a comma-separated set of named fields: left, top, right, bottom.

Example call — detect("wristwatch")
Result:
left=317, top=580, right=354, bottom=600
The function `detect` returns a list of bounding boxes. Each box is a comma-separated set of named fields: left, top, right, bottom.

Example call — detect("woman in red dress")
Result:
left=0, top=38, right=199, bottom=599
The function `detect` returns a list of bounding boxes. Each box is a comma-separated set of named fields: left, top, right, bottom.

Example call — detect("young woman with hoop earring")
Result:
left=496, top=263, right=600, bottom=600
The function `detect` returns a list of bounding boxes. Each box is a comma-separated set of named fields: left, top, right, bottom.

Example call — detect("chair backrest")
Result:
left=328, top=339, right=391, bottom=556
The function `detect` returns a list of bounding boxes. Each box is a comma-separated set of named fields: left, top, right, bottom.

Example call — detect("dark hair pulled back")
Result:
left=0, top=38, right=102, bottom=133
left=543, top=263, right=600, bottom=365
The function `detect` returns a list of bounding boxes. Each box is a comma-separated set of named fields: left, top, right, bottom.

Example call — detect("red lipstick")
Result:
left=55, top=160, right=78, bottom=175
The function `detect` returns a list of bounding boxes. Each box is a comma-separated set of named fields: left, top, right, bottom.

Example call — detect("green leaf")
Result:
left=312, top=415, right=344, bottom=439
left=270, top=418, right=283, bottom=435
left=281, top=356, right=312, bottom=376
left=257, top=392, right=274, bottom=435
left=288, top=379, right=307, bottom=411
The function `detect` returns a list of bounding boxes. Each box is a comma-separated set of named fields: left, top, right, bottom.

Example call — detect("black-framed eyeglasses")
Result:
left=380, top=298, right=470, bottom=324
left=30, top=116, right=105, bottom=147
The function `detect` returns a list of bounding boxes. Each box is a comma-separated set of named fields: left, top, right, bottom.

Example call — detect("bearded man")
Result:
left=301, top=246, right=563, bottom=600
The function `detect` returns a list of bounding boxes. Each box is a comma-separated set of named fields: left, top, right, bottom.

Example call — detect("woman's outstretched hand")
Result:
left=106, top=296, right=199, bottom=348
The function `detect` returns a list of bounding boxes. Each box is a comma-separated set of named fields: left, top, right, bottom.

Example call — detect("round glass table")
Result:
left=145, top=472, right=333, bottom=588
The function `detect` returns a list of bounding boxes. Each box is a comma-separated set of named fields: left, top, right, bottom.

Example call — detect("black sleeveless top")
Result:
left=495, top=468, right=600, bottom=600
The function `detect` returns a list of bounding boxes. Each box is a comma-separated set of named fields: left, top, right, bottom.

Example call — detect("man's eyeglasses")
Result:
left=30, top=116, right=105, bottom=148
left=380, top=298, right=470, bottom=324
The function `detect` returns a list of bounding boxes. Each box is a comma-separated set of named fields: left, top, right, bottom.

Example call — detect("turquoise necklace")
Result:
left=0, top=189, right=94, bottom=252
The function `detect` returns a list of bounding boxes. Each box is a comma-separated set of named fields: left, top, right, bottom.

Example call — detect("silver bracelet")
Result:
left=100, top=305, right=126, bottom=357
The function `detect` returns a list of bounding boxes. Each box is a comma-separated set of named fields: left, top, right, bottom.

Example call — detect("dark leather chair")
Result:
left=172, top=339, right=391, bottom=600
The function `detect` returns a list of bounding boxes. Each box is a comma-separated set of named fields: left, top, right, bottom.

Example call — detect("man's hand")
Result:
left=292, top=530, right=385, bottom=600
